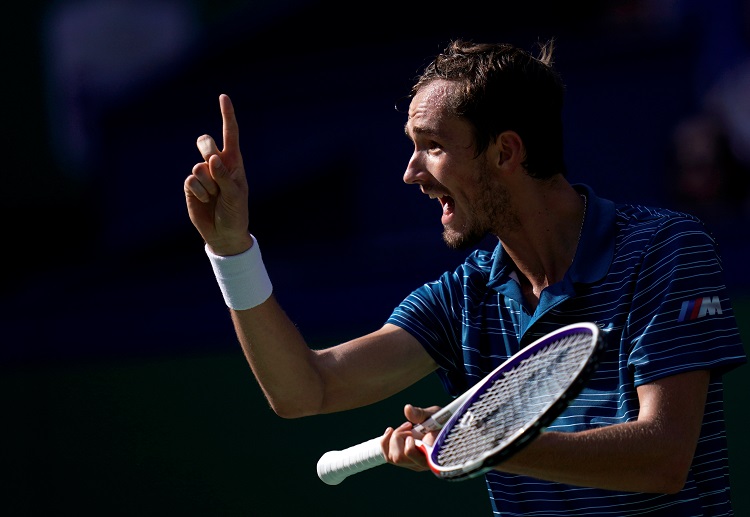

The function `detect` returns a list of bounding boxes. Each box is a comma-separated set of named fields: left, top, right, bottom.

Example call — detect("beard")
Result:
left=442, top=161, right=513, bottom=250
left=442, top=219, right=488, bottom=250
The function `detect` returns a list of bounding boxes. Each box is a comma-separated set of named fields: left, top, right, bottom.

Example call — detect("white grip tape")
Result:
left=205, top=235, right=273, bottom=310
left=316, top=437, right=386, bottom=485
left=316, top=395, right=469, bottom=485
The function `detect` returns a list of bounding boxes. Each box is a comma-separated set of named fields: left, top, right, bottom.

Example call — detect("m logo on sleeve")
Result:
left=678, top=296, right=723, bottom=322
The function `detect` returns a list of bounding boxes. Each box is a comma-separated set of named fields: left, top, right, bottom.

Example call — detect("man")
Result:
left=184, top=40, right=746, bottom=515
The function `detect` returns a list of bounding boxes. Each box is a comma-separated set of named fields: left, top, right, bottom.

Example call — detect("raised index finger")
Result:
left=219, top=93, right=239, bottom=152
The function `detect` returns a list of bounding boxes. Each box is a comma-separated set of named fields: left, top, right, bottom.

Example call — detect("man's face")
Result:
left=403, top=80, right=508, bottom=249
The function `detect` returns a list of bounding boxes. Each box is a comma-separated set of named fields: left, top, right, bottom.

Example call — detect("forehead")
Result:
left=406, top=79, right=453, bottom=132
left=405, top=79, right=473, bottom=146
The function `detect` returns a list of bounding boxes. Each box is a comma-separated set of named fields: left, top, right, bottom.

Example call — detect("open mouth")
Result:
left=439, top=195, right=455, bottom=216
left=428, top=192, right=455, bottom=221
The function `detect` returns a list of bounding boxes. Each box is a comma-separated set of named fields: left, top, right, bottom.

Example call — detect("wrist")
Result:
left=205, top=233, right=255, bottom=257
left=205, top=234, right=273, bottom=310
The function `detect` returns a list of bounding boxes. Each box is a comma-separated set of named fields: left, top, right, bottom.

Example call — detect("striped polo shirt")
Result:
left=387, top=184, right=747, bottom=516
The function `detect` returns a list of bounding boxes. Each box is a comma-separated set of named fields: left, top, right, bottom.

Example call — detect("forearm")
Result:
left=230, top=295, right=326, bottom=419
left=497, top=371, right=709, bottom=493
left=497, top=420, right=694, bottom=493
left=204, top=235, right=327, bottom=418
left=231, top=304, right=437, bottom=418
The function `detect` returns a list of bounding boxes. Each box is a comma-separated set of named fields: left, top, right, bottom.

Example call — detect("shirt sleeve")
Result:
left=625, top=215, right=746, bottom=386
left=387, top=269, right=468, bottom=396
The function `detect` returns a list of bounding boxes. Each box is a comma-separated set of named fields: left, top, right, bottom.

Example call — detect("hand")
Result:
left=184, top=94, right=253, bottom=256
left=381, top=404, right=442, bottom=472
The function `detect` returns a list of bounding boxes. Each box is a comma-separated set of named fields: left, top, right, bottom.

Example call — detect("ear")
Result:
left=491, top=131, right=525, bottom=170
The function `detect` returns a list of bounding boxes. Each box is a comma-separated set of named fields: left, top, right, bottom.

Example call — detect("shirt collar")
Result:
left=487, top=183, right=616, bottom=289
left=568, top=183, right=616, bottom=284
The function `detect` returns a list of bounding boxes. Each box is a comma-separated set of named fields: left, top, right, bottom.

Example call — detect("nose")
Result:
left=403, top=151, right=423, bottom=185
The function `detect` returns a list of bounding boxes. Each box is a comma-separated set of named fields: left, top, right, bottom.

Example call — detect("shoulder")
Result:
left=614, top=203, right=707, bottom=231
left=613, top=203, right=717, bottom=250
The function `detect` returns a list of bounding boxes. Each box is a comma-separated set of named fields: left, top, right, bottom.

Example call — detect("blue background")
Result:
left=4, top=1, right=749, bottom=515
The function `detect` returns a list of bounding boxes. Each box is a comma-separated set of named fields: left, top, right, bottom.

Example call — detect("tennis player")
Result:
left=184, top=40, right=747, bottom=515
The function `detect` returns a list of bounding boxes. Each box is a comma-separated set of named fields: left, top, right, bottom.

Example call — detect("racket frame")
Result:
left=422, top=322, right=605, bottom=481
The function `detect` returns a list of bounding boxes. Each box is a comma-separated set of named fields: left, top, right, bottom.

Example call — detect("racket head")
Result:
left=424, top=322, right=606, bottom=481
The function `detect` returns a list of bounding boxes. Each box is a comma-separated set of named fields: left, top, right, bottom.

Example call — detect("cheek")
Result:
left=431, top=155, right=462, bottom=183
left=437, top=156, right=483, bottom=189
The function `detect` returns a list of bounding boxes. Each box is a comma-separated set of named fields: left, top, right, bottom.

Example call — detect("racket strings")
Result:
left=435, top=333, right=594, bottom=471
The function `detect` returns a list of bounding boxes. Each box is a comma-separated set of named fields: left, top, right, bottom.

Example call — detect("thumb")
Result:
left=404, top=404, right=441, bottom=425
left=197, top=135, right=234, bottom=183
left=208, top=153, right=233, bottom=183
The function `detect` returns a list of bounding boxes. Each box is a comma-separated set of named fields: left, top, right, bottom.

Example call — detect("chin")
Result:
left=442, top=226, right=486, bottom=251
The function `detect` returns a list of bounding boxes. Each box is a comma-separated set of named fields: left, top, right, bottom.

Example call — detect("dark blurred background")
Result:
left=4, top=0, right=750, bottom=515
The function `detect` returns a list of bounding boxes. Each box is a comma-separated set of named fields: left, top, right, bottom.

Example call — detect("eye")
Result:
left=409, top=132, right=443, bottom=153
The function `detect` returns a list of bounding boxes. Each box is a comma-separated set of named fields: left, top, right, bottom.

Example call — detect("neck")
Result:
left=499, top=183, right=586, bottom=308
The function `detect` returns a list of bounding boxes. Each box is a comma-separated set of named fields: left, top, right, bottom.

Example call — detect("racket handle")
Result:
left=317, top=395, right=469, bottom=485
left=317, top=437, right=386, bottom=485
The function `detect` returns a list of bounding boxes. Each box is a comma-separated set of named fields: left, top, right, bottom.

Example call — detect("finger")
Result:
left=387, top=423, right=422, bottom=464
left=219, top=94, right=239, bottom=153
left=380, top=427, right=395, bottom=459
left=403, top=436, right=429, bottom=471
left=190, top=162, right=219, bottom=198
left=404, top=435, right=424, bottom=459
left=197, top=134, right=220, bottom=162
left=405, top=404, right=433, bottom=424
left=184, top=174, right=210, bottom=204
left=396, top=420, right=413, bottom=431
left=381, top=426, right=395, bottom=446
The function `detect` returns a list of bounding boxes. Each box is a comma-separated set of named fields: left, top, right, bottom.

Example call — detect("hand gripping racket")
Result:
left=317, top=321, right=606, bottom=485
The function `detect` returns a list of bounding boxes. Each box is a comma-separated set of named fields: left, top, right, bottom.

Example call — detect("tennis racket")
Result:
left=317, top=321, right=606, bottom=485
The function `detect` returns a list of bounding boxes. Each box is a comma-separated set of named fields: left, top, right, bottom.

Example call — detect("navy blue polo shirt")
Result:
left=387, top=184, right=746, bottom=516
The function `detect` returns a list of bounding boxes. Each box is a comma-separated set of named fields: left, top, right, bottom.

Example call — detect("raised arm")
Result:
left=184, top=95, right=437, bottom=418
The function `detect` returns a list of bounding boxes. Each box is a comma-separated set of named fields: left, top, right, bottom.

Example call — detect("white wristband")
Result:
left=205, top=235, right=273, bottom=310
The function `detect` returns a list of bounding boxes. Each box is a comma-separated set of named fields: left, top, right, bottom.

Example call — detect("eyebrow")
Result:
left=404, top=123, right=437, bottom=139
